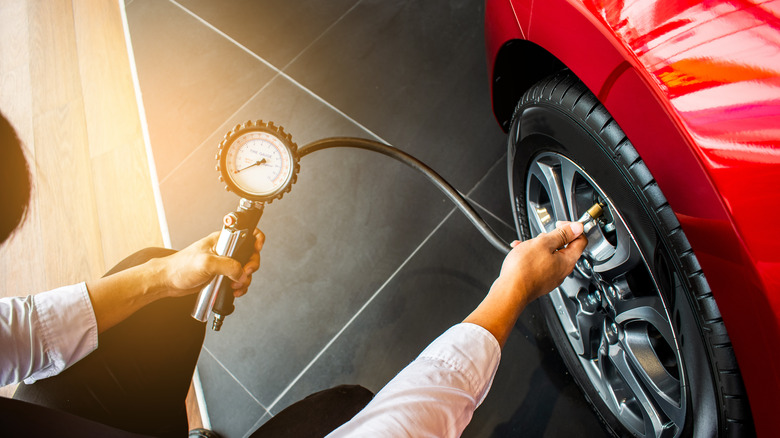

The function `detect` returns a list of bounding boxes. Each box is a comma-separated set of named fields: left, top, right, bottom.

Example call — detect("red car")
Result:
left=485, top=0, right=780, bottom=436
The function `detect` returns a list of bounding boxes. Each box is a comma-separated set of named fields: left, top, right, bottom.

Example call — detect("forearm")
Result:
left=462, top=277, right=529, bottom=348
left=85, top=258, right=169, bottom=333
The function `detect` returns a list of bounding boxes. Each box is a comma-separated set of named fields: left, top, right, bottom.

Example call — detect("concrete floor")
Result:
left=126, top=0, right=608, bottom=436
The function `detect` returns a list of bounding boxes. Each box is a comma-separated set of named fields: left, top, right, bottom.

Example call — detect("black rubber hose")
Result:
left=299, top=137, right=512, bottom=254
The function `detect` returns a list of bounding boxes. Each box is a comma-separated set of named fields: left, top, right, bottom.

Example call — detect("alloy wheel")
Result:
left=526, top=151, right=686, bottom=438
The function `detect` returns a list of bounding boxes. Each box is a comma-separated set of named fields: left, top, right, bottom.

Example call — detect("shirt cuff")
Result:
left=417, top=322, right=501, bottom=406
left=26, top=282, right=98, bottom=383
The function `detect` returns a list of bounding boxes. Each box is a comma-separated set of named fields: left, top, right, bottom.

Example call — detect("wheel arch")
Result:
left=490, top=40, right=565, bottom=132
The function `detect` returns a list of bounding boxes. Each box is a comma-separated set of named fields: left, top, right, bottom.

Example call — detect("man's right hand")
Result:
left=157, top=228, right=265, bottom=298
left=499, top=221, right=587, bottom=304
left=463, top=221, right=587, bottom=348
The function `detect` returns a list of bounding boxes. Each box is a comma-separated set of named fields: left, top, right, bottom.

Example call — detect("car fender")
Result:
left=487, top=0, right=780, bottom=434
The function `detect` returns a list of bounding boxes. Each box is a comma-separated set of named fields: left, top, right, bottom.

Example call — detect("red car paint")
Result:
left=486, top=0, right=780, bottom=434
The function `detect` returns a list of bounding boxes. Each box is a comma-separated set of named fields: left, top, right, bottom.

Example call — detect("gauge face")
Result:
left=222, top=130, right=294, bottom=200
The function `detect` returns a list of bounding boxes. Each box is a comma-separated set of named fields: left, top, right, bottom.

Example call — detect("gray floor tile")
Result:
left=285, top=0, right=506, bottom=190
left=176, top=0, right=361, bottom=68
left=267, top=211, right=509, bottom=413
left=197, top=350, right=270, bottom=438
left=468, top=149, right=516, bottom=234
left=264, top=212, right=606, bottom=437
left=127, top=0, right=276, bottom=180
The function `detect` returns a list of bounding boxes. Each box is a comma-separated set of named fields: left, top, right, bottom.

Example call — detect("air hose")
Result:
left=298, top=137, right=512, bottom=254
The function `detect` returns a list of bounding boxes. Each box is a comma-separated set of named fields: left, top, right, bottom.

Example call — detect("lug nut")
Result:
left=577, top=258, right=593, bottom=276
left=578, top=288, right=601, bottom=313
left=608, top=285, right=627, bottom=300
left=605, top=320, right=620, bottom=344
left=587, top=290, right=601, bottom=308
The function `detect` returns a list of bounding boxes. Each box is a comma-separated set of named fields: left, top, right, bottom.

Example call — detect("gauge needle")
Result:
left=235, top=158, right=267, bottom=173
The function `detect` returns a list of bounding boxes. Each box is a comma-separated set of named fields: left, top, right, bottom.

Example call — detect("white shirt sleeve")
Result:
left=0, top=282, right=98, bottom=386
left=327, top=322, right=501, bottom=438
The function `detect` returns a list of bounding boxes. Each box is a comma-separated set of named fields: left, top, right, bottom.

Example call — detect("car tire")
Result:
left=507, top=71, right=754, bottom=437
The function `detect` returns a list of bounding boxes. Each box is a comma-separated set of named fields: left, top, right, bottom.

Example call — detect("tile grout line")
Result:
left=158, top=80, right=274, bottom=186
left=278, top=0, right=364, bottom=72
left=465, top=152, right=506, bottom=198
left=242, top=413, right=273, bottom=438
left=158, top=0, right=374, bottom=186
left=167, top=0, right=388, bottom=144
left=467, top=197, right=515, bottom=234
left=265, top=149, right=509, bottom=413
left=265, top=206, right=459, bottom=413
left=463, top=151, right=516, bottom=232
left=203, top=346, right=272, bottom=413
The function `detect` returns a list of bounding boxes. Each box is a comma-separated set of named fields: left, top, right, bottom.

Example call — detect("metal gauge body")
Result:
left=217, top=120, right=299, bottom=202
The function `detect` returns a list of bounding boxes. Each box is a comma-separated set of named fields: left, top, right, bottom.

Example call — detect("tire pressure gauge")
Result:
left=217, top=120, right=300, bottom=202
left=193, top=120, right=300, bottom=331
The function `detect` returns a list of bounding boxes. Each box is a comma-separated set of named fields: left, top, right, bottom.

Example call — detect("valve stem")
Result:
left=578, top=202, right=605, bottom=233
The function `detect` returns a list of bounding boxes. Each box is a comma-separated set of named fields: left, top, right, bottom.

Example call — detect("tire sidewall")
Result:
left=508, top=102, right=719, bottom=437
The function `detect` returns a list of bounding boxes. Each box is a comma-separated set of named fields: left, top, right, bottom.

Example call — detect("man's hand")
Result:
left=159, top=228, right=265, bottom=298
left=86, top=229, right=265, bottom=333
left=464, top=222, right=587, bottom=347
left=499, top=221, right=586, bottom=303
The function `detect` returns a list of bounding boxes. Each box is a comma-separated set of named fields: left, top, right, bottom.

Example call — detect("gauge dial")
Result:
left=218, top=121, right=299, bottom=202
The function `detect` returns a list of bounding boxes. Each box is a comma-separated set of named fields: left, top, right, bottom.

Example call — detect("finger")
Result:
left=254, top=229, right=265, bottom=251
left=232, top=272, right=251, bottom=290
left=544, top=221, right=584, bottom=251
left=208, top=255, right=243, bottom=282
left=243, top=249, right=260, bottom=272
left=510, top=240, right=521, bottom=248
left=242, top=229, right=264, bottom=274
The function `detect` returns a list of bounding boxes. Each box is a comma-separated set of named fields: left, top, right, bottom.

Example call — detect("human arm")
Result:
left=86, top=229, right=264, bottom=333
left=0, top=229, right=264, bottom=386
left=327, top=223, right=586, bottom=437
left=0, top=284, right=95, bottom=386
left=463, top=221, right=586, bottom=347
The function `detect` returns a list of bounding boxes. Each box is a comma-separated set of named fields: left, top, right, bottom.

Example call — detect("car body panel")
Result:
left=486, top=0, right=780, bottom=434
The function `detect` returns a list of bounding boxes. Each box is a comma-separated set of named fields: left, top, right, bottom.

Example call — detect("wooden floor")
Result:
left=0, top=0, right=183, bottom=418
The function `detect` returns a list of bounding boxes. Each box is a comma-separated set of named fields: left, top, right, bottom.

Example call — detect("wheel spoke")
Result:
left=596, top=335, right=630, bottom=426
left=622, top=326, right=685, bottom=433
left=615, top=296, right=675, bottom=347
left=558, top=156, right=581, bottom=222
left=549, top=275, right=600, bottom=357
left=527, top=158, right=570, bottom=229
left=606, top=340, right=673, bottom=437
left=575, top=309, right=604, bottom=359
left=558, top=273, right=586, bottom=300
left=613, top=297, right=685, bottom=436
left=596, top=217, right=640, bottom=276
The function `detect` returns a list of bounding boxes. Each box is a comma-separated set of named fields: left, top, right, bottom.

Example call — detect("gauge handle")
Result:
left=191, top=200, right=263, bottom=330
